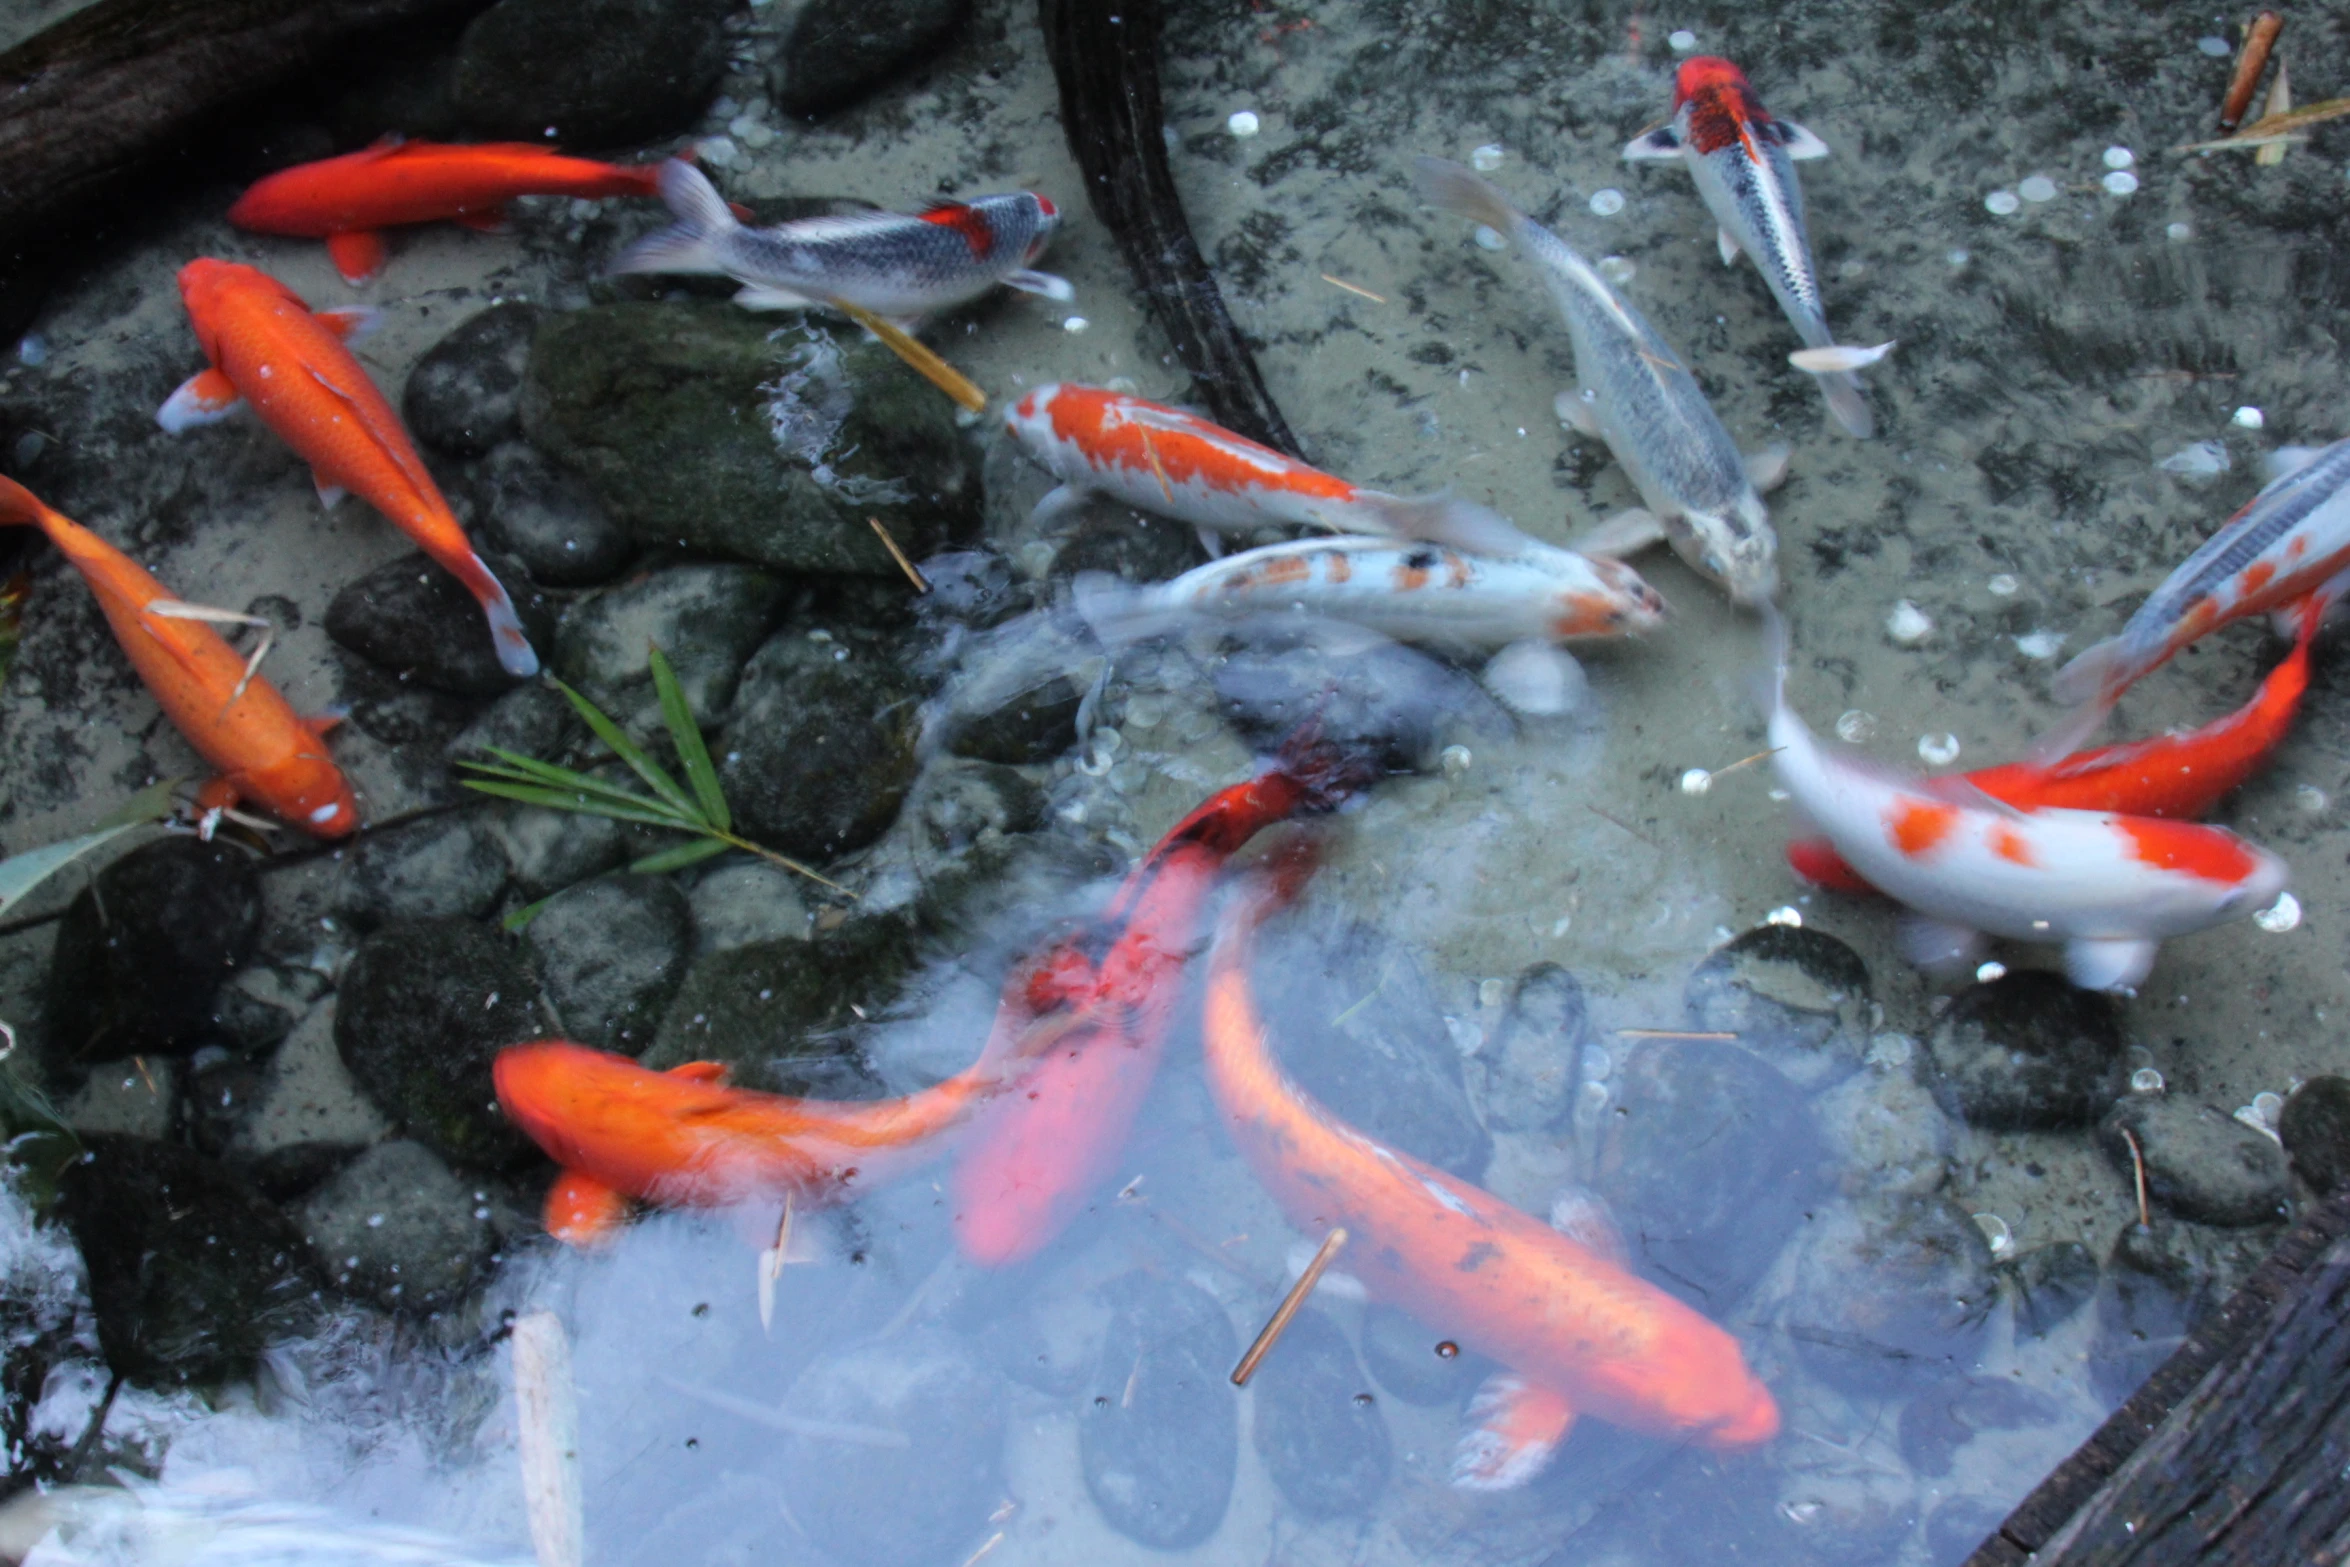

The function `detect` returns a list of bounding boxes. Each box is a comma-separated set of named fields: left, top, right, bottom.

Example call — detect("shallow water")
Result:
left=2, top=0, right=2347, bottom=1562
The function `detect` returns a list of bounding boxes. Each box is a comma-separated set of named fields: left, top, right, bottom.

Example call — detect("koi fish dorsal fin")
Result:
left=1451, top=1374, right=1576, bottom=1491
left=667, top=1061, right=732, bottom=1084
left=545, top=1168, right=631, bottom=1246
left=1350, top=490, right=1540, bottom=556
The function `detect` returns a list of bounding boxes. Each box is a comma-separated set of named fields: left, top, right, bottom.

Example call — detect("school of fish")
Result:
left=7, top=33, right=2331, bottom=1536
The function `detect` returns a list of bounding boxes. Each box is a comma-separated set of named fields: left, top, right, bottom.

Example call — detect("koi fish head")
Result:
left=2112, top=816, right=2290, bottom=915
left=494, top=1039, right=709, bottom=1179
left=1686, top=498, right=1779, bottom=605
left=1022, top=193, right=1060, bottom=264
left=1554, top=555, right=1668, bottom=637
left=246, top=746, right=361, bottom=839
left=175, top=258, right=301, bottom=359
left=1672, top=57, right=1773, bottom=159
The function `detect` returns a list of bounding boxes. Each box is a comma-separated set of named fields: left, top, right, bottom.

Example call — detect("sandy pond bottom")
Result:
left=5, top=0, right=2350, bottom=1561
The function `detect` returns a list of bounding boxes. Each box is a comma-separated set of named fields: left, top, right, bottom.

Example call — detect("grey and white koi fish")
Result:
left=1412, top=156, right=1782, bottom=606
left=610, top=159, right=1069, bottom=322
left=1625, top=57, right=1882, bottom=438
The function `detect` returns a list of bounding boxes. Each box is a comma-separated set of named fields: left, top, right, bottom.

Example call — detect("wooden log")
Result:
left=1964, top=1188, right=2350, bottom=1564
left=1035, top=0, right=1302, bottom=458
left=0, top=0, right=494, bottom=244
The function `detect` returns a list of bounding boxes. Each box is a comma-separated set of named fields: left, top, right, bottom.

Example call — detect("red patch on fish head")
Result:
left=1035, top=193, right=1057, bottom=218
left=1885, top=797, right=1958, bottom=858
left=1673, top=56, right=1754, bottom=105
left=2115, top=817, right=2259, bottom=884
left=1674, top=57, right=1768, bottom=155
left=920, top=200, right=996, bottom=259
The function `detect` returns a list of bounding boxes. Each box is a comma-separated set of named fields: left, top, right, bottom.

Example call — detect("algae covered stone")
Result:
left=523, top=304, right=978, bottom=574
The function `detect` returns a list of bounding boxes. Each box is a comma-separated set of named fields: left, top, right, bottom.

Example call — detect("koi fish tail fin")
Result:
left=0, top=474, right=54, bottom=530
left=1411, top=156, right=1524, bottom=239
left=1813, top=368, right=1874, bottom=439
left=1070, top=570, right=1184, bottom=650
left=1746, top=599, right=1791, bottom=721
left=2048, top=633, right=2129, bottom=709
left=1351, top=488, right=1539, bottom=555
left=452, top=555, right=540, bottom=677
left=1451, top=1375, right=1575, bottom=1492
left=609, top=158, right=739, bottom=277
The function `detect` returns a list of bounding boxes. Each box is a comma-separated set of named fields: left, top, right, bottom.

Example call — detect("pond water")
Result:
left=1, top=0, right=2346, bottom=1563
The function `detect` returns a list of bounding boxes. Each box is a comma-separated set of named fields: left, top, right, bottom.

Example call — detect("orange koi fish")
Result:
left=1202, top=872, right=1779, bottom=1486
left=496, top=956, right=1074, bottom=1245
left=949, top=735, right=1377, bottom=1267
left=228, top=137, right=669, bottom=285
left=0, top=476, right=357, bottom=837
left=161, top=259, right=537, bottom=676
left=1789, top=593, right=2323, bottom=896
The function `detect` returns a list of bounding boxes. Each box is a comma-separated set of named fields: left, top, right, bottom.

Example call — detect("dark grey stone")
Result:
left=553, top=562, right=786, bottom=735
left=44, top=836, right=261, bottom=1065
left=469, top=444, right=636, bottom=587
left=1478, top=962, right=1590, bottom=1133
left=687, top=860, right=813, bottom=952
left=445, top=680, right=575, bottom=768
left=720, top=629, right=925, bottom=864
left=1080, top=1272, right=1237, bottom=1550
left=771, top=0, right=972, bottom=116
left=2096, top=1095, right=2289, bottom=1227
left=339, top=811, right=510, bottom=928
left=1594, top=1038, right=1820, bottom=1312
left=404, top=302, right=541, bottom=458
left=1213, top=636, right=1508, bottom=774
left=1684, top=924, right=1873, bottom=1091
left=1814, top=1059, right=1953, bottom=1200
left=491, top=801, right=632, bottom=901
left=297, top=1139, right=492, bottom=1313
left=206, top=963, right=330, bottom=1054
left=55, top=1134, right=317, bottom=1384
left=1051, top=505, right=1209, bottom=584
left=1248, top=1308, right=1390, bottom=1519
left=2004, top=1240, right=2099, bottom=1340
left=523, top=307, right=980, bottom=574
left=946, top=669, right=1085, bottom=765
left=777, top=1330, right=1005, bottom=1567
left=1924, top=971, right=2127, bottom=1131
left=452, top=0, right=733, bottom=148
left=2088, top=1218, right=2212, bottom=1408
left=1897, top=1375, right=2061, bottom=1478
left=525, top=874, right=694, bottom=1052
left=644, top=921, right=916, bottom=1094
left=335, top=918, right=549, bottom=1169
left=1357, top=1303, right=1478, bottom=1406
left=2280, top=1076, right=2350, bottom=1194
left=1783, top=1196, right=1999, bottom=1394
left=324, top=550, right=550, bottom=697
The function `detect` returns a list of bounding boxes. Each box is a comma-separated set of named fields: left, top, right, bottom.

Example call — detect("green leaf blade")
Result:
left=649, top=645, right=729, bottom=833
left=630, top=836, right=732, bottom=875
left=551, top=677, right=700, bottom=821
left=459, top=779, right=693, bottom=831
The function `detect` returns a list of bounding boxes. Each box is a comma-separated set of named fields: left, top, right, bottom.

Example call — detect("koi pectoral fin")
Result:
left=1005, top=269, right=1076, bottom=302
left=312, top=473, right=348, bottom=510
left=1774, top=119, right=1832, bottom=159
left=1717, top=227, right=1742, bottom=266
left=1452, top=1375, right=1575, bottom=1491
left=2065, top=937, right=2159, bottom=994
left=1553, top=387, right=1602, bottom=437
left=666, top=1061, right=732, bottom=1084
left=314, top=305, right=385, bottom=345
left=1898, top=916, right=1985, bottom=975
left=1744, top=444, right=1792, bottom=494
left=325, top=230, right=389, bottom=285
left=455, top=207, right=512, bottom=234
left=1622, top=126, right=1683, bottom=162
left=1571, top=508, right=1666, bottom=559
left=1483, top=640, right=1585, bottom=716
left=545, top=1168, right=632, bottom=1246
left=157, top=369, right=244, bottom=434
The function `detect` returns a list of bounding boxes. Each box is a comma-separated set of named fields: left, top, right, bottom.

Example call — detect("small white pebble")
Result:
left=1669, top=29, right=1698, bottom=51
left=366, top=1214, right=385, bottom=1229
left=2102, top=170, right=2139, bottom=196
left=1767, top=787, right=1790, bottom=802
left=2167, top=221, right=2193, bottom=241
left=1227, top=110, right=1260, bottom=138
left=2131, top=1066, right=2166, bottom=1094
left=1550, top=914, right=1573, bottom=938
left=695, top=135, right=739, bottom=168
left=2197, top=34, right=2232, bottom=55
left=2255, top=891, right=2302, bottom=932
left=1440, top=744, right=1473, bottom=778
left=2013, top=629, right=2066, bottom=660
left=1986, top=573, right=2018, bottom=596
left=1919, top=732, right=1962, bottom=766
left=2018, top=175, right=2058, bottom=203
left=1971, top=1212, right=2015, bottom=1259
left=1765, top=906, right=1803, bottom=928
left=2297, top=784, right=2328, bottom=813
left=1886, top=599, right=1933, bottom=643
left=2234, top=1104, right=2283, bottom=1142
left=2254, top=1090, right=2285, bottom=1126
left=1588, top=188, right=1626, bottom=217
left=14, top=333, right=46, bottom=365
left=2158, top=440, right=2231, bottom=478
left=2104, top=146, right=2136, bottom=170
left=1974, top=960, right=2007, bottom=982
left=1473, top=224, right=1506, bottom=251
left=1471, top=143, right=1505, bottom=171
left=1597, top=255, right=1637, bottom=283
left=1062, top=315, right=1090, bottom=334
left=1947, top=247, right=1970, bottom=267
left=1679, top=767, right=1713, bottom=795
left=1835, top=709, right=1876, bottom=743
left=1984, top=189, right=2021, bottom=216
left=2234, top=405, right=2265, bottom=429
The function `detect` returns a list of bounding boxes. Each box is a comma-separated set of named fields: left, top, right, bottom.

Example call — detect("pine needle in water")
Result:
left=835, top=300, right=987, bottom=413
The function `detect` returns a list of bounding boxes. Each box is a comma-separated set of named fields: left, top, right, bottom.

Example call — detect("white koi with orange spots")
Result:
left=2053, top=437, right=2350, bottom=715
left=1767, top=623, right=2289, bottom=990
left=1004, top=382, right=1534, bottom=552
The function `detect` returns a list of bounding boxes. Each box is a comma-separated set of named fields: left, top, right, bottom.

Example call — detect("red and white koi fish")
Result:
left=228, top=138, right=671, bottom=286
left=949, top=733, right=1377, bottom=1266
left=2052, top=438, right=2350, bottom=721
left=1004, top=382, right=1536, bottom=556
left=1625, top=58, right=1881, bottom=438
left=1766, top=617, right=2290, bottom=990
left=1203, top=871, right=1778, bottom=1486
left=161, top=259, right=537, bottom=676
left=611, top=160, right=1067, bottom=323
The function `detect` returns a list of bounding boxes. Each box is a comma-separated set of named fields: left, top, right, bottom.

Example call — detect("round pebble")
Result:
left=1228, top=110, right=1260, bottom=137
left=1440, top=744, right=1473, bottom=778
left=1887, top=599, right=1933, bottom=643
left=1947, top=248, right=1970, bottom=267
left=2102, top=171, right=2139, bottom=196
left=1835, top=709, right=1876, bottom=743
left=1471, top=143, right=1504, bottom=171
left=1473, top=225, right=1505, bottom=251
left=1668, top=28, right=1698, bottom=51
left=1919, top=733, right=1961, bottom=766
left=1984, top=190, right=2021, bottom=216
left=2254, top=891, right=2301, bottom=932
left=694, top=135, right=738, bottom=167
left=2297, top=784, right=2328, bottom=813
left=1062, top=316, right=1090, bottom=334
left=1986, top=573, right=2018, bottom=596
left=1588, top=188, right=1626, bottom=217
left=1596, top=255, right=1637, bottom=283
left=2017, top=175, right=2058, bottom=203
left=15, top=333, right=46, bottom=366
left=2197, top=34, right=2232, bottom=55
left=2103, top=146, right=2136, bottom=170
left=1765, top=906, right=1803, bottom=928
left=1971, top=1212, right=2015, bottom=1258
left=1973, top=959, right=2005, bottom=983
left=2234, top=406, right=2266, bottom=429
left=2279, top=1078, right=2350, bottom=1193
left=2254, top=1090, right=2285, bottom=1126
left=2167, top=221, right=2193, bottom=241
left=1679, top=767, right=1712, bottom=795
left=2014, top=629, right=2066, bottom=660
left=2132, top=1067, right=2166, bottom=1093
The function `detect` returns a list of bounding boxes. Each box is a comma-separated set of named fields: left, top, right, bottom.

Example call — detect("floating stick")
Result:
left=1232, top=1226, right=1347, bottom=1386
left=2255, top=58, right=2294, bottom=166
left=513, top=1311, right=584, bottom=1567
left=835, top=300, right=986, bottom=413
left=867, top=518, right=930, bottom=593
left=2122, top=1127, right=2152, bottom=1229
left=2173, top=95, right=2350, bottom=153
left=2218, top=12, right=2284, bottom=132
left=758, top=1191, right=795, bottom=1333
left=1319, top=274, right=1386, bottom=304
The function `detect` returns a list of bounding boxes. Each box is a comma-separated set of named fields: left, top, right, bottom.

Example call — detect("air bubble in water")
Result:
left=1919, top=732, right=1961, bottom=766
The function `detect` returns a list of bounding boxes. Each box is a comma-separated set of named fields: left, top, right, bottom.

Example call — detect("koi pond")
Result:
left=2, top=0, right=2347, bottom=1562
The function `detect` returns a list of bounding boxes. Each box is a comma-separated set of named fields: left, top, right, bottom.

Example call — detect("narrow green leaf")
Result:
left=502, top=895, right=553, bottom=933
left=0, top=820, right=143, bottom=917
left=459, top=780, right=695, bottom=831
left=463, top=753, right=673, bottom=814
left=551, top=678, right=700, bottom=822
left=629, top=836, right=732, bottom=875
left=649, top=645, right=729, bottom=833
